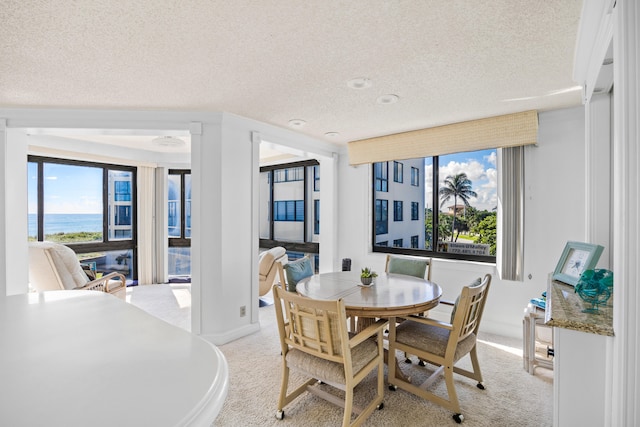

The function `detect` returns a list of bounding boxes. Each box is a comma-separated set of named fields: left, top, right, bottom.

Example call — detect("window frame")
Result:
left=259, top=159, right=320, bottom=255
left=371, top=154, right=497, bottom=263
left=168, top=169, right=192, bottom=248
left=393, top=161, right=403, bottom=183
left=393, top=200, right=403, bottom=222
left=374, top=162, right=388, bottom=192
left=28, top=155, right=138, bottom=278
left=411, top=167, right=420, bottom=186
left=411, top=202, right=419, bottom=221
left=375, top=199, right=388, bottom=235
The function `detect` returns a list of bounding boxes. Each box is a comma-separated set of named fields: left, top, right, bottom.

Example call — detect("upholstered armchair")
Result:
left=258, top=246, right=288, bottom=297
left=28, top=241, right=127, bottom=300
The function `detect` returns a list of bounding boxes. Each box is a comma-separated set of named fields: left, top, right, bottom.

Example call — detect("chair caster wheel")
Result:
left=477, top=382, right=485, bottom=390
left=388, top=384, right=397, bottom=391
left=377, top=402, right=384, bottom=410
left=275, top=410, right=284, bottom=420
left=418, top=360, right=426, bottom=367
left=453, top=413, right=464, bottom=423
left=404, top=358, right=412, bottom=364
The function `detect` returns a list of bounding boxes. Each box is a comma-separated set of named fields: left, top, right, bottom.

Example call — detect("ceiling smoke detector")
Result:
left=152, top=136, right=185, bottom=147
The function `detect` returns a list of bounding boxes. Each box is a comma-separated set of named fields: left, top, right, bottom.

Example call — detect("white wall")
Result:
left=337, top=106, right=586, bottom=339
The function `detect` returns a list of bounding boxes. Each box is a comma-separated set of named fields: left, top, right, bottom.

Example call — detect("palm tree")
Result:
left=439, top=173, right=477, bottom=241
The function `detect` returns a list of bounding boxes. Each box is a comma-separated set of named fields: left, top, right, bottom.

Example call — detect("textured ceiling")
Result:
left=0, top=1, right=584, bottom=146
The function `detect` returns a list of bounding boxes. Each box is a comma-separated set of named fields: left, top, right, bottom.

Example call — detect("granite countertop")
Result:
left=544, top=278, right=614, bottom=336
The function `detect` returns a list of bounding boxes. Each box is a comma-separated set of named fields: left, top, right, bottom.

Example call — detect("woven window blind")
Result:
left=348, top=110, right=538, bottom=165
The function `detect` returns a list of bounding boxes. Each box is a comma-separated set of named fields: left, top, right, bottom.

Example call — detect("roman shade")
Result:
left=347, top=110, right=538, bottom=165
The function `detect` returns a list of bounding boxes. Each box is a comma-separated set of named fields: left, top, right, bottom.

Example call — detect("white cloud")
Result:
left=45, top=176, right=58, bottom=180
left=424, top=160, right=497, bottom=212
left=485, top=151, right=497, bottom=166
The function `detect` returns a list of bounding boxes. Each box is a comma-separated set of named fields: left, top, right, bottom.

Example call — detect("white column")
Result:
left=190, top=116, right=260, bottom=343
left=1, top=125, right=29, bottom=295
left=0, top=119, right=6, bottom=297
left=611, top=1, right=640, bottom=426
left=318, top=153, right=338, bottom=272
left=585, top=93, right=612, bottom=267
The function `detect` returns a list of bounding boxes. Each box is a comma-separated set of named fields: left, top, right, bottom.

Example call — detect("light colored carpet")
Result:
left=215, top=304, right=554, bottom=427
left=127, top=284, right=553, bottom=426
left=126, top=284, right=192, bottom=331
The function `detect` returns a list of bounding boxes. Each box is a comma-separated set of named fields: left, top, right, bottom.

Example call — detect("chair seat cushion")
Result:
left=395, top=320, right=476, bottom=363
left=286, top=336, right=378, bottom=385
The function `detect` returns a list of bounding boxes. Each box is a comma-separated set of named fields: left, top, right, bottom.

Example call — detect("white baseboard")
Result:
left=199, top=322, right=261, bottom=346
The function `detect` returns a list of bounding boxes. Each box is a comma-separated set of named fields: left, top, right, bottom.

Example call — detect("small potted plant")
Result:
left=360, top=267, right=378, bottom=286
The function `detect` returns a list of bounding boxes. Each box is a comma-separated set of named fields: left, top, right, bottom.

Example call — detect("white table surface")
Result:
left=0, top=290, right=228, bottom=427
left=296, top=271, right=442, bottom=317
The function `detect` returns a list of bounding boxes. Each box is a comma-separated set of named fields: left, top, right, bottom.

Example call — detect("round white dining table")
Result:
left=296, top=271, right=442, bottom=317
left=0, top=290, right=228, bottom=427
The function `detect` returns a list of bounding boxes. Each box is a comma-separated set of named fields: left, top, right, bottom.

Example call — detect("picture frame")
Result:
left=552, top=241, right=604, bottom=286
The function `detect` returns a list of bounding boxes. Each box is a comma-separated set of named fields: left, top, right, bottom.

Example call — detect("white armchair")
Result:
left=258, top=246, right=288, bottom=297
left=28, top=241, right=127, bottom=300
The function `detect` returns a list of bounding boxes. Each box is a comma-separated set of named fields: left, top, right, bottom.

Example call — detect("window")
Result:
left=274, top=166, right=304, bottom=183
left=109, top=170, right=133, bottom=240
left=393, top=201, right=403, bottom=221
left=168, top=170, right=191, bottom=276
left=313, top=165, right=320, bottom=192
left=374, top=162, right=388, bottom=192
left=313, top=200, right=320, bottom=234
left=377, top=241, right=388, bottom=247
left=393, top=161, right=403, bottom=183
left=375, top=199, right=388, bottom=235
left=274, top=200, right=304, bottom=221
left=411, top=167, right=420, bottom=186
left=372, top=149, right=497, bottom=262
left=28, top=156, right=137, bottom=280
left=259, top=160, right=320, bottom=268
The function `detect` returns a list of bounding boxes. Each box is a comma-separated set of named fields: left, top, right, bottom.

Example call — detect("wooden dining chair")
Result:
left=384, top=254, right=433, bottom=359
left=272, top=285, right=387, bottom=427
left=387, top=274, right=491, bottom=424
left=385, top=254, right=432, bottom=281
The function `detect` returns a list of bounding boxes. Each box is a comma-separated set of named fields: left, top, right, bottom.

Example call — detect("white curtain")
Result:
left=497, top=146, right=524, bottom=281
left=137, top=166, right=155, bottom=285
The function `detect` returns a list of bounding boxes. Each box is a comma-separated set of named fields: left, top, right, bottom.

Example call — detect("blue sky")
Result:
left=28, top=163, right=103, bottom=214
left=425, top=148, right=497, bottom=212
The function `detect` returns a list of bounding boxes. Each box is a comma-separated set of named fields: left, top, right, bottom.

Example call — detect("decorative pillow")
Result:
left=283, top=257, right=313, bottom=292
left=387, top=256, right=428, bottom=279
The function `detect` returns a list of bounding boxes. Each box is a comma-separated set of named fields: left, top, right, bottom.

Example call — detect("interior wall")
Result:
left=336, top=106, right=586, bottom=339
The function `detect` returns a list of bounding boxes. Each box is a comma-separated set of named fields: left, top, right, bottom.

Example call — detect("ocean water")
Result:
left=28, top=213, right=102, bottom=237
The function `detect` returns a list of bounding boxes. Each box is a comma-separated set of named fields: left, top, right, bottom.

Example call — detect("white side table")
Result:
left=523, top=303, right=554, bottom=374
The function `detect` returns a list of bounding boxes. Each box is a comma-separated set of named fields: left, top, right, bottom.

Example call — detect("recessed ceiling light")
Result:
left=376, top=94, right=399, bottom=105
left=152, top=136, right=185, bottom=146
left=325, top=132, right=340, bottom=138
left=288, top=119, right=306, bottom=128
left=347, top=77, right=372, bottom=90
